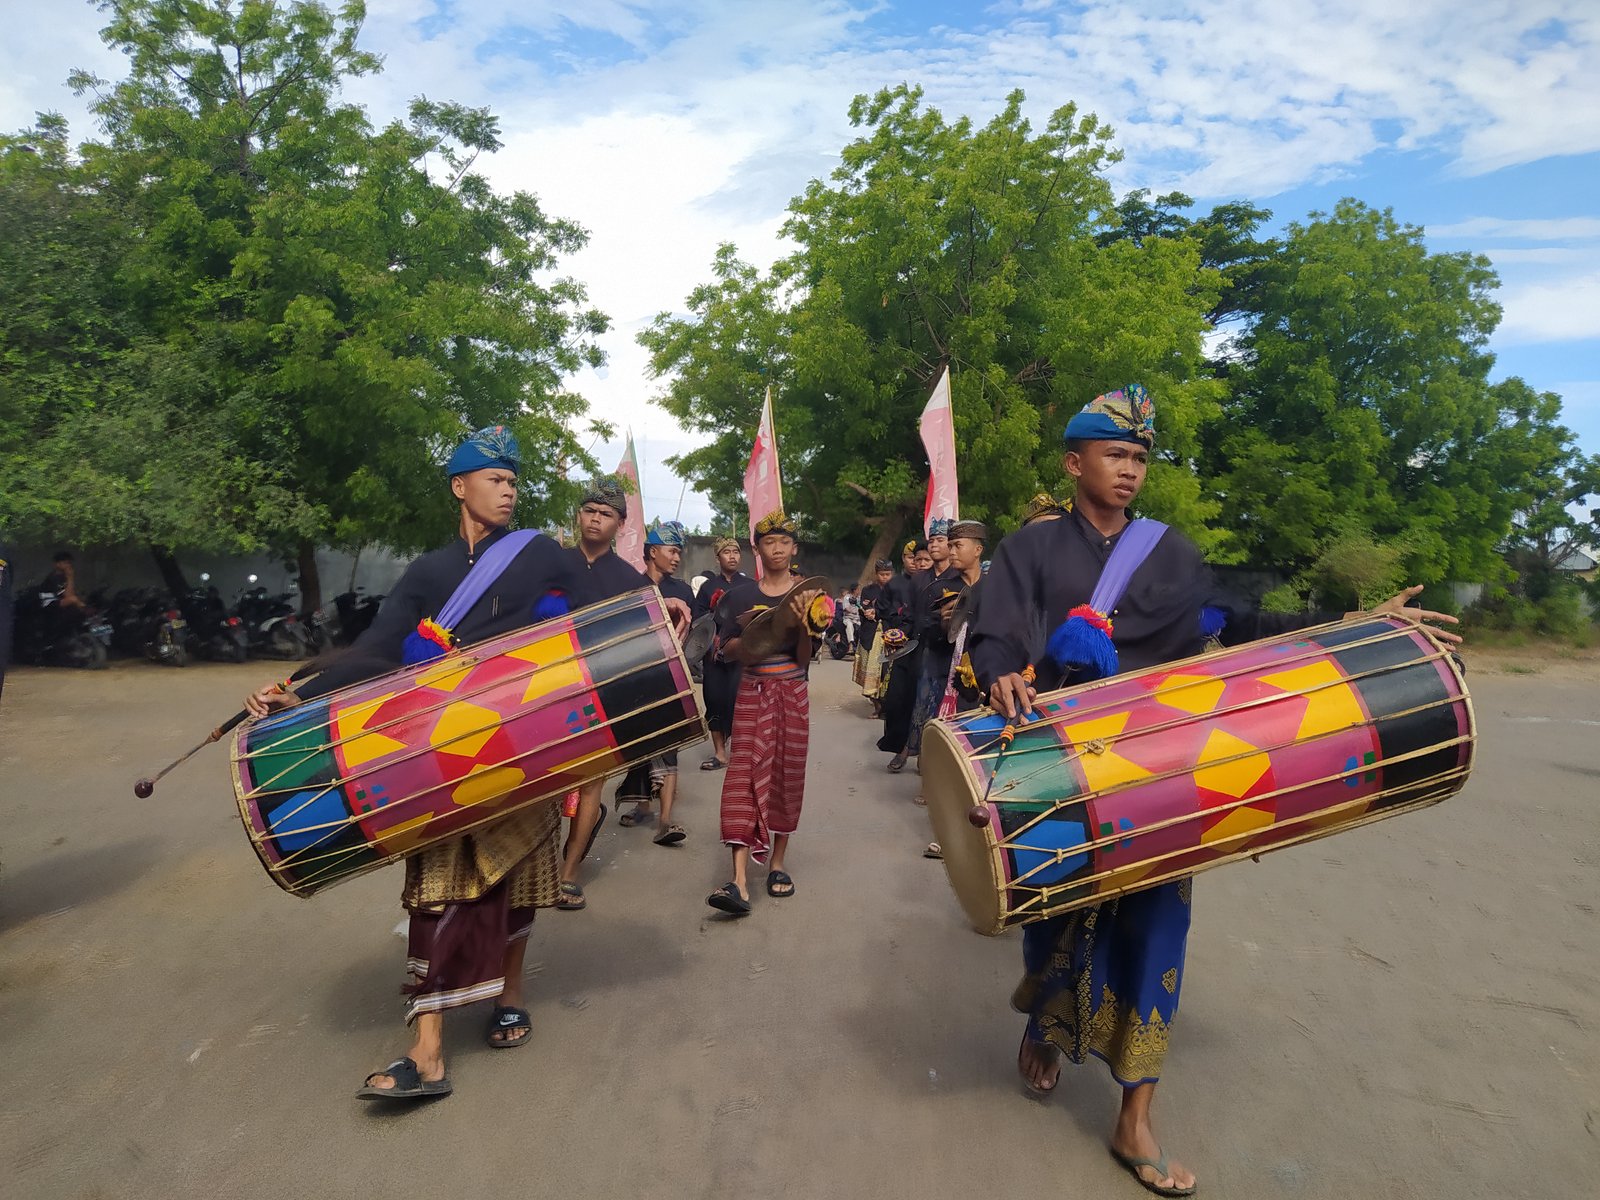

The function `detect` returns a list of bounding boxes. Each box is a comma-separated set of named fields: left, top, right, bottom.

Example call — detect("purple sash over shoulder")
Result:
left=1044, top=517, right=1168, bottom=681
left=402, top=529, right=543, bottom=666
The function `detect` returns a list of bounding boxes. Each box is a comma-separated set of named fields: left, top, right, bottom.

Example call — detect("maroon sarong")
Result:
left=402, top=878, right=536, bottom=1023
left=718, top=665, right=809, bottom=862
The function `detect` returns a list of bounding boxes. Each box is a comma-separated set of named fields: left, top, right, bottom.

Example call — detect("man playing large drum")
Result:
left=969, top=386, right=1460, bottom=1195
left=243, top=427, right=580, bottom=1102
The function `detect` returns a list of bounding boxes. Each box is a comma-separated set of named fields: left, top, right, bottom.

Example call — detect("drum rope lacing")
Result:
left=930, top=620, right=1475, bottom=919
left=233, top=595, right=707, bottom=887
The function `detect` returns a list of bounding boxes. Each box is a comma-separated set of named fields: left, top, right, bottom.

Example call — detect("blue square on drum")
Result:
left=267, top=788, right=352, bottom=855
left=1009, top=817, right=1090, bottom=887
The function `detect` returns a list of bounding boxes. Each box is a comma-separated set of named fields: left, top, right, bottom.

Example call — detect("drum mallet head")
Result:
left=967, top=804, right=992, bottom=827
left=134, top=778, right=156, bottom=798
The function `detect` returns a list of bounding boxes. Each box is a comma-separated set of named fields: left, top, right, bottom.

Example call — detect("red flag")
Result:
left=613, top=432, right=644, bottom=566
left=744, top=388, right=785, bottom=577
left=920, top=366, right=958, bottom=528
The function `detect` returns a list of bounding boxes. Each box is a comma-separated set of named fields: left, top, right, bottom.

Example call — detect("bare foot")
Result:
left=1111, top=1115, right=1196, bottom=1193
left=1017, top=1030, right=1061, bottom=1094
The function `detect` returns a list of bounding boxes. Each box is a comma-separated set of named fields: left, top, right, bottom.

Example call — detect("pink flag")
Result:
left=613, top=432, right=644, bottom=566
left=920, top=366, right=958, bottom=529
left=744, top=388, right=785, bottom=577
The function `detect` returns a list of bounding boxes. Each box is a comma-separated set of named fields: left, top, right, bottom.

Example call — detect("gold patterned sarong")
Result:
left=402, top=798, right=562, bottom=911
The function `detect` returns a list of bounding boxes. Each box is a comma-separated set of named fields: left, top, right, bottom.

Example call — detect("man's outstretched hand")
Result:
left=1363, top=585, right=1463, bottom=646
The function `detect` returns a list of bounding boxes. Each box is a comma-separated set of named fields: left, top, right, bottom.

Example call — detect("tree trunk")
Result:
left=858, top=509, right=914, bottom=586
left=297, top=540, right=321, bottom=615
left=150, top=547, right=189, bottom=596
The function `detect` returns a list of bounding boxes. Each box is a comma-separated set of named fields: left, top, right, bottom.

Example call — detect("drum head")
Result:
left=920, top=718, right=1007, bottom=935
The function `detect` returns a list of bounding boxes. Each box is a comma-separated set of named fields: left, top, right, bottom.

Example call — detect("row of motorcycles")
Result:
left=11, top=578, right=385, bottom=670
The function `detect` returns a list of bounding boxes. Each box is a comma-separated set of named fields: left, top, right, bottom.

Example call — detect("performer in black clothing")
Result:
left=694, top=536, right=752, bottom=771
left=242, top=426, right=577, bottom=1102
left=905, top=519, right=962, bottom=763
left=616, top=519, right=696, bottom=845
left=557, top=479, right=669, bottom=910
left=970, top=386, right=1460, bottom=1195
left=876, top=539, right=926, bottom=769
left=853, top=557, right=896, bottom=709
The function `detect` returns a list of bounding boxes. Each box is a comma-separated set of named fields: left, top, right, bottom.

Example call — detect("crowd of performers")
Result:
left=238, top=390, right=1459, bottom=1197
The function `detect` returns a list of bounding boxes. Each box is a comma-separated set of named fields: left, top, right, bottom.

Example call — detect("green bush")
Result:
left=1260, top=583, right=1305, bottom=614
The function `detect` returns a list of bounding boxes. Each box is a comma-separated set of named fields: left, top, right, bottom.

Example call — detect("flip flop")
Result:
left=700, top=757, right=726, bottom=771
left=556, top=881, right=587, bottom=911
left=766, top=869, right=795, bottom=898
left=618, top=805, right=653, bottom=827
left=486, top=1005, right=531, bottom=1049
left=923, top=842, right=943, bottom=859
left=653, top=823, right=687, bottom=846
left=579, top=803, right=607, bottom=861
left=706, top=882, right=750, bottom=916
left=887, top=753, right=908, bottom=773
left=1109, top=1146, right=1196, bottom=1197
left=355, top=1056, right=452, bottom=1102
left=1017, top=1031, right=1060, bottom=1098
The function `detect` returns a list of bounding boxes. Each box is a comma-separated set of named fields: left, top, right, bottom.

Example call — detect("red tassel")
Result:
left=1067, top=603, right=1114, bottom=637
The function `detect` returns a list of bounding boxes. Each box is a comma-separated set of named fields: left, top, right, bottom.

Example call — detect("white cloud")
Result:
left=1498, top=270, right=1600, bottom=343
left=1430, top=217, right=1600, bottom=240
left=5, top=0, right=1600, bottom=521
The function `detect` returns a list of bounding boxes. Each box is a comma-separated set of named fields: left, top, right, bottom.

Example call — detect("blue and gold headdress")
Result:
left=1064, top=384, right=1155, bottom=447
left=645, top=519, right=686, bottom=547
left=446, top=425, right=520, bottom=476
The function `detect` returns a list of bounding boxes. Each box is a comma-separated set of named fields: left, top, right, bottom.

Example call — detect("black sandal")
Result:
left=653, top=823, right=687, bottom=846
left=700, top=757, right=726, bottom=771
left=355, top=1056, right=453, bottom=1101
left=887, top=753, right=908, bottom=773
left=706, top=882, right=751, bottom=916
left=486, top=1005, right=531, bottom=1049
left=766, top=869, right=795, bottom=898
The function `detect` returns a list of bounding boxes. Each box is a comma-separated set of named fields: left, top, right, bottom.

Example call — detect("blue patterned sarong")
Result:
left=1011, top=878, right=1192, bottom=1087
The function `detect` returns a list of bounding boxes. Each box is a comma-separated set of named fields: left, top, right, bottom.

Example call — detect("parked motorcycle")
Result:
left=180, top=580, right=249, bottom=662
left=107, top=588, right=189, bottom=666
left=333, top=589, right=384, bottom=646
left=237, top=582, right=316, bottom=659
left=11, top=591, right=108, bottom=668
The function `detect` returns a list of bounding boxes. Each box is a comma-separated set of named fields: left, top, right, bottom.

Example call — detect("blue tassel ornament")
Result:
left=1045, top=605, right=1119, bottom=681
left=402, top=630, right=448, bottom=666
left=533, top=590, right=569, bottom=622
left=1199, top=605, right=1227, bottom=639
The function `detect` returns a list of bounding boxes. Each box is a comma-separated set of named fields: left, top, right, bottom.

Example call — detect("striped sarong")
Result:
left=718, top=661, right=809, bottom=863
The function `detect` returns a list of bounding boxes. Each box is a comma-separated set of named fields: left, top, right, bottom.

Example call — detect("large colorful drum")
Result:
left=922, top=618, right=1474, bottom=935
left=232, top=590, right=704, bottom=897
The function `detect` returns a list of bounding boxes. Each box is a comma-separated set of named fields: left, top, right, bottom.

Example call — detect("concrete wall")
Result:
left=6, top=543, right=412, bottom=606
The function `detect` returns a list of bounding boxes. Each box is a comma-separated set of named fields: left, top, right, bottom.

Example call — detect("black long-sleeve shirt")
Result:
left=566, top=545, right=651, bottom=608
left=694, top=570, right=753, bottom=619
left=305, top=526, right=576, bottom=697
left=970, top=507, right=1331, bottom=694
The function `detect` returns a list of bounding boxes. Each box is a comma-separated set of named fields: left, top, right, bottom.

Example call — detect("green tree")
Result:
left=40, top=0, right=607, bottom=606
left=643, top=86, right=1224, bottom=567
left=1207, top=199, right=1538, bottom=585
left=1494, top=379, right=1600, bottom=596
left=0, top=117, right=309, bottom=555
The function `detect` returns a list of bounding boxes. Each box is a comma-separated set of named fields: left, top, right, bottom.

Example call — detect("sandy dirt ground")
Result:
left=0, top=650, right=1596, bottom=1200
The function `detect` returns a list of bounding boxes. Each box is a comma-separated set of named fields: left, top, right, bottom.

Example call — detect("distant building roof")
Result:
left=1556, top=546, right=1597, bottom=572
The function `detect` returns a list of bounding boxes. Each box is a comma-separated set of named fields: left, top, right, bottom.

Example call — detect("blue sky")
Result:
left=2, top=0, right=1596, bottom=532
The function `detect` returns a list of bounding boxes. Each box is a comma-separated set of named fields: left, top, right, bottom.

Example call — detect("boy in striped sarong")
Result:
left=705, top=512, right=823, bottom=916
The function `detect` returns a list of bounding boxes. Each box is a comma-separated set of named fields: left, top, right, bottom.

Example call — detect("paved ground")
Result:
left=1, top=650, right=1595, bottom=1199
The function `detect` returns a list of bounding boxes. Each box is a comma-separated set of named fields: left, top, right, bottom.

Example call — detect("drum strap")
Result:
left=404, top=529, right=544, bottom=664
left=1045, top=518, right=1169, bottom=681
left=436, top=529, right=543, bottom=629
left=1088, top=518, right=1168, bottom=615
